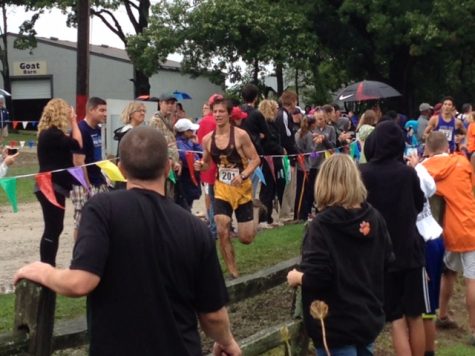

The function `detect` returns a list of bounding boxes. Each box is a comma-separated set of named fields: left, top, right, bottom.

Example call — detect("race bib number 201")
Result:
left=219, top=167, right=239, bottom=185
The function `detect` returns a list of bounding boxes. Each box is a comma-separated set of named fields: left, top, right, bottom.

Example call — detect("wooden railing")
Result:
left=0, top=257, right=309, bottom=356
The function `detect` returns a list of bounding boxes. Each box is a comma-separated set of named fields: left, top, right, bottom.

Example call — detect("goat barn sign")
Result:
left=13, top=61, right=48, bottom=76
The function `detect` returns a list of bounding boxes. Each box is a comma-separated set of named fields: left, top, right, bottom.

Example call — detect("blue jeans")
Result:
left=316, top=343, right=374, bottom=356
left=208, top=184, right=217, bottom=239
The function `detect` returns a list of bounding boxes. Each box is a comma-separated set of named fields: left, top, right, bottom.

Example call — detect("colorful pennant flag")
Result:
left=282, top=156, right=291, bottom=184
left=96, top=160, right=126, bottom=182
left=0, top=177, right=18, bottom=213
left=296, top=154, right=307, bottom=178
left=264, top=156, right=275, bottom=182
left=253, top=166, right=266, bottom=186
left=12, top=121, right=19, bottom=129
left=324, top=150, right=332, bottom=159
left=35, top=172, right=64, bottom=209
left=185, top=151, right=198, bottom=186
left=19, top=141, right=25, bottom=148
left=21, top=122, right=28, bottom=129
left=168, top=168, right=176, bottom=183
left=67, top=167, right=90, bottom=191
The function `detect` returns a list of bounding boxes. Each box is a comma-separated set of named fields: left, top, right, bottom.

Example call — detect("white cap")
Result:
left=174, top=118, right=199, bottom=132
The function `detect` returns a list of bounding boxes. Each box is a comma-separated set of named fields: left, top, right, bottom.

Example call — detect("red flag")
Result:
left=35, top=172, right=64, bottom=209
left=264, top=156, right=275, bottom=182
left=12, top=121, right=20, bottom=129
left=185, top=151, right=199, bottom=186
left=297, top=154, right=307, bottom=176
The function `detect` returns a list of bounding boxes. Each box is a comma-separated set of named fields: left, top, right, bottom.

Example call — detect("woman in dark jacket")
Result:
left=36, top=98, right=82, bottom=265
left=258, top=99, right=284, bottom=227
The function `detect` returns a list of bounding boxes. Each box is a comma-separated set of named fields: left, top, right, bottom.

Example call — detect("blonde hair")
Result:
left=357, top=109, right=377, bottom=130
left=258, top=99, right=279, bottom=121
left=37, top=98, right=71, bottom=135
left=315, top=154, right=367, bottom=210
left=121, top=102, right=146, bottom=124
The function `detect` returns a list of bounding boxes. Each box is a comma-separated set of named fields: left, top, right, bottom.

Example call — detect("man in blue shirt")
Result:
left=71, top=97, right=109, bottom=239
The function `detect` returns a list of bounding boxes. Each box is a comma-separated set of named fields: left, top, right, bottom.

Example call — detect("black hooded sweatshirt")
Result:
left=301, top=203, right=394, bottom=348
left=359, top=121, right=425, bottom=271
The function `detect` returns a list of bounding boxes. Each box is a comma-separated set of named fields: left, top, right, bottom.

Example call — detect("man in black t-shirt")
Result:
left=14, top=127, right=240, bottom=356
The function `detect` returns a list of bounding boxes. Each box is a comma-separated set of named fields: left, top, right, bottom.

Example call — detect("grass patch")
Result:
left=0, top=163, right=39, bottom=206
left=0, top=293, right=85, bottom=333
left=1, top=130, right=37, bottom=145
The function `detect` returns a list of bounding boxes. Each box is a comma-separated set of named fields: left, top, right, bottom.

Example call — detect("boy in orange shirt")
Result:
left=422, top=131, right=475, bottom=344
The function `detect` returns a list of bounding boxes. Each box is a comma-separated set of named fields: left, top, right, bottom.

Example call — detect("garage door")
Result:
left=11, top=79, right=52, bottom=100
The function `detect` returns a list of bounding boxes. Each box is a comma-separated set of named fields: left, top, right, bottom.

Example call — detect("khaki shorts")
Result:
left=444, top=250, right=475, bottom=279
left=71, top=184, right=108, bottom=228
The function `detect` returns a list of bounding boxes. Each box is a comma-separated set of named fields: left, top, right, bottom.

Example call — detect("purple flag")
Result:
left=67, top=167, right=90, bottom=191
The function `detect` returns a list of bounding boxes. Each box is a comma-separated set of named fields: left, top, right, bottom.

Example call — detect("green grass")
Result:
left=229, top=224, right=304, bottom=275
left=1, top=130, right=37, bottom=144
left=0, top=163, right=39, bottom=206
left=0, top=293, right=85, bottom=333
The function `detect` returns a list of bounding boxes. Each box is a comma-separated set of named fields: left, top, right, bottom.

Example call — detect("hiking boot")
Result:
left=436, top=316, right=458, bottom=329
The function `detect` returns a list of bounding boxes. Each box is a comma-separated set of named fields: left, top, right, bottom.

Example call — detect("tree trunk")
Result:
left=275, top=62, right=284, bottom=96
left=133, top=68, right=151, bottom=97
left=76, top=0, right=90, bottom=120
left=1, top=4, right=12, bottom=115
left=252, top=58, right=259, bottom=84
left=388, top=46, right=413, bottom=115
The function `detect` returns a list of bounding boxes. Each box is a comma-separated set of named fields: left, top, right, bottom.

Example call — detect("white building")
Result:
left=1, top=33, right=224, bottom=122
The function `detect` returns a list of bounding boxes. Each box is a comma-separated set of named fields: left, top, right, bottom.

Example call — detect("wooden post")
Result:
left=13, top=280, right=56, bottom=356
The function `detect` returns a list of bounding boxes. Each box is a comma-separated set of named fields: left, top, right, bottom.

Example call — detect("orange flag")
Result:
left=12, top=121, right=20, bottom=129
left=35, top=172, right=64, bottom=209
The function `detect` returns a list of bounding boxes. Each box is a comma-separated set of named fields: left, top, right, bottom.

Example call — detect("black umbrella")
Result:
left=335, top=80, right=402, bottom=102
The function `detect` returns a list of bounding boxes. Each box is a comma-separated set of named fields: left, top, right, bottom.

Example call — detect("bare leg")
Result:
left=237, top=220, right=256, bottom=245
left=423, top=317, right=436, bottom=354
left=439, top=269, right=457, bottom=319
left=215, top=214, right=238, bottom=278
left=465, top=278, right=475, bottom=335
left=391, top=318, right=412, bottom=356
left=392, top=317, right=425, bottom=356
left=407, top=315, right=425, bottom=356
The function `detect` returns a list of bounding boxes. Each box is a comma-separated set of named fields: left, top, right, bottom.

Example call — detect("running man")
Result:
left=424, top=96, right=465, bottom=152
left=195, top=97, right=260, bottom=278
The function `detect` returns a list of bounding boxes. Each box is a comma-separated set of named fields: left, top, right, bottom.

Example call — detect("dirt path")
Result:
left=0, top=201, right=76, bottom=293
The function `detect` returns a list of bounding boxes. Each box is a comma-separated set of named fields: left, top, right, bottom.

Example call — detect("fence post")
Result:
left=13, top=280, right=56, bottom=356
left=290, top=287, right=309, bottom=356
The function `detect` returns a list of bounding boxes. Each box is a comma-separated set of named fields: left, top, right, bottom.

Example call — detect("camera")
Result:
left=7, top=147, right=18, bottom=155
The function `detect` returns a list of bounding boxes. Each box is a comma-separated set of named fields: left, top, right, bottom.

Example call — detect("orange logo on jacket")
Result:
left=359, top=221, right=371, bottom=236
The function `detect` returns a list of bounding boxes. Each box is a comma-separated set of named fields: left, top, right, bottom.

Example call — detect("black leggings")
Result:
left=35, top=191, right=66, bottom=266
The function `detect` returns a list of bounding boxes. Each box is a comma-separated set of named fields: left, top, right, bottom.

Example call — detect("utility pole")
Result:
left=76, top=0, right=90, bottom=120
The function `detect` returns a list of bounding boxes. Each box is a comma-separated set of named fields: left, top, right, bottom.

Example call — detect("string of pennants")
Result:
left=1, top=120, right=39, bottom=130
left=2, top=140, right=38, bottom=149
left=0, top=141, right=361, bottom=213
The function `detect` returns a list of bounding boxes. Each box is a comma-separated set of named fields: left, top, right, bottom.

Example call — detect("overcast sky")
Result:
left=6, top=5, right=136, bottom=49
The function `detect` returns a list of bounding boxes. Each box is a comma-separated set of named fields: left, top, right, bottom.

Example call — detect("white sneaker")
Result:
left=271, top=221, right=284, bottom=227
left=258, top=222, right=273, bottom=230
